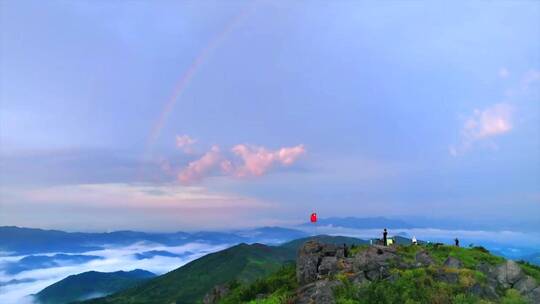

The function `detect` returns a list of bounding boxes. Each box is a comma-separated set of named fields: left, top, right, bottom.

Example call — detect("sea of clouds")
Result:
left=0, top=241, right=230, bottom=304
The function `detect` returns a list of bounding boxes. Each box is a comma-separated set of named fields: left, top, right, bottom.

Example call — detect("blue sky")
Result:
left=1, top=0, right=539, bottom=231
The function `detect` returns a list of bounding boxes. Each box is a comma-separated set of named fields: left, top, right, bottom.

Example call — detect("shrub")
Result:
left=501, top=289, right=527, bottom=304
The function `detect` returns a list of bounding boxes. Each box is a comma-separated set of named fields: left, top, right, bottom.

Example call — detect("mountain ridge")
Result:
left=34, top=269, right=155, bottom=304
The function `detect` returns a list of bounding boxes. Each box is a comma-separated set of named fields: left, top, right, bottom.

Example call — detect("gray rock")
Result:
left=352, top=272, right=369, bottom=286
left=469, top=283, right=499, bottom=301
left=300, top=240, right=324, bottom=255
left=365, top=264, right=391, bottom=281
left=495, top=260, right=525, bottom=288
left=297, top=241, right=325, bottom=285
left=322, top=244, right=338, bottom=256
left=443, top=257, right=463, bottom=269
left=297, top=241, right=351, bottom=285
left=339, top=258, right=355, bottom=273
left=477, top=262, right=495, bottom=275
left=297, top=254, right=320, bottom=285
left=435, top=270, right=459, bottom=284
left=335, top=247, right=345, bottom=259
left=526, top=286, right=540, bottom=303
left=514, top=276, right=538, bottom=295
left=319, top=256, right=338, bottom=276
left=353, top=245, right=399, bottom=273
left=415, top=250, right=434, bottom=266
left=352, top=246, right=398, bottom=282
left=295, top=279, right=341, bottom=304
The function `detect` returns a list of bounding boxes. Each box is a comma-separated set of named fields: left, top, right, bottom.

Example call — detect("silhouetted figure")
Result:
left=455, top=238, right=460, bottom=247
left=383, top=228, right=388, bottom=246
left=343, top=243, right=349, bottom=257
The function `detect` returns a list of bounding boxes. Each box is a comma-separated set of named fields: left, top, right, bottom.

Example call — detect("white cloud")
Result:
left=0, top=242, right=229, bottom=304
left=451, top=103, right=513, bottom=155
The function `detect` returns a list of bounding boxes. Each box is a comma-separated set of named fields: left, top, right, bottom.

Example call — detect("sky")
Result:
left=1, top=0, right=539, bottom=232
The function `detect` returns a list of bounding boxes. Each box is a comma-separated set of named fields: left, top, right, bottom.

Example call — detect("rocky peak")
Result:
left=294, top=241, right=540, bottom=304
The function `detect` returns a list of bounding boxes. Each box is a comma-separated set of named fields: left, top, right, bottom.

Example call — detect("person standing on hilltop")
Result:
left=455, top=238, right=460, bottom=247
left=383, top=228, right=388, bottom=246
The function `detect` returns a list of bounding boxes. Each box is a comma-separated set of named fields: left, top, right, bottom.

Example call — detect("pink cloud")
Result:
left=464, top=103, right=513, bottom=140
left=176, top=135, right=196, bottom=153
left=451, top=103, right=513, bottom=156
left=231, top=144, right=306, bottom=177
left=178, top=145, right=222, bottom=183
left=176, top=144, right=306, bottom=184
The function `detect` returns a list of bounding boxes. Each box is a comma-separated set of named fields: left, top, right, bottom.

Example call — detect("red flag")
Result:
left=310, top=212, right=317, bottom=223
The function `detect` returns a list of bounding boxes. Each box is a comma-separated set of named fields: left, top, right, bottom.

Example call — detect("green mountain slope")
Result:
left=84, top=243, right=295, bottom=304
left=35, top=269, right=155, bottom=304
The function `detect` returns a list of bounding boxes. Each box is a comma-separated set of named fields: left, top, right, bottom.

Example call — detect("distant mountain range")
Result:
left=3, top=253, right=103, bottom=274
left=0, top=218, right=414, bottom=255
left=34, top=269, right=155, bottom=304
left=520, top=253, right=540, bottom=266
left=303, top=216, right=415, bottom=229
left=0, top=226, right=308, bottom=255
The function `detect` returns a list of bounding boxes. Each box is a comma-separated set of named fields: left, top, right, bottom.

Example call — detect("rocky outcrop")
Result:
left=353, top=245, right=399, bottom=281
left=443, top=256, right=463, bottom=269
left=415, top=250, right=434, bottom=266
left=202, top=284, right=230, bottom=304
left=295, top=241, right=353, bottom=303
left=476, top=260, right=540, bottom=303
left=294, top=241, right=540, bottom=304
left=319, top=256, right=338, bottom=276
left=295, top=241, right=400, bottom=303
left=296, top=241, right=350, bottom=286
left=469, top=282, right=498, bottom=301
left=495, top=260, right=524, bottom=288
left=296, top=241, right=324, bottom=285
left=295, top=279, right=342, bottom=304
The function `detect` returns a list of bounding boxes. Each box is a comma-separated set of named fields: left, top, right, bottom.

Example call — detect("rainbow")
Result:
left=139, top=3, right=257, bottom=181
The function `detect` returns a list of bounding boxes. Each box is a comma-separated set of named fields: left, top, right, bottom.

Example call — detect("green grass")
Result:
left=395, top=244, right=424, bottom=265
left=348, top=244, right=370, bottom=256
left=334, top=266, right=485, bottom=304
left=500, top=289, right=528, bottom=304
left=424, top=244, right=504, bottom=268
